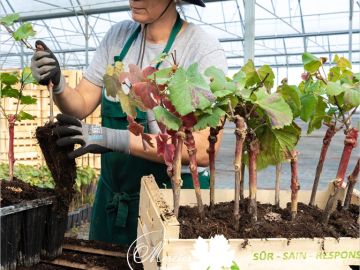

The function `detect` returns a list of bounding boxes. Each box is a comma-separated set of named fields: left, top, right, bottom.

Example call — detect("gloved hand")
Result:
left=54, top=114, right=130, bottom=159
left=31, top=40, right=65, bottom=94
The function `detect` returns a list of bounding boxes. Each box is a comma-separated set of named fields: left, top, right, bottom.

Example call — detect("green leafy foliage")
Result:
left=254, top=89, right=293, bottom=129
left=1, top=72, right=19, bottom=85
left=326, top=81, right=345, bottom=96
left=307, top=97, right=331, bottom=134
left=1, top=85, right=20, bottom=98
left=258, top=65, right=275, bottom=91
left=20, top=95, right=37, bottom=105
left=334, top=55, right=352, bottom=71
left=21, top=67, right=37, bottom=85
left=344, top=85, right=360, bottom=107
left=17, top=111, right=35, bottom=121
left=153, top=105, right=182, bottom=131
left=246, top=123, right=301, bottom=170
left=300, top=94, right=317, bottom=122
left=168, top=63, right=215, bottom=116
left=193, top=107, right=225, bottom=131
left=300, top=53, right=358, bottom=134
left=302, top=52, right=322, bottom=73
left=204, top=66, right=236, bottom=98
left=0, top=13, right=19, bottom=26
left=12, top=22, right=36, bottom=41
left=276, top=84, right=301, bottom=117
left=241, top=60, right=260, bottom=87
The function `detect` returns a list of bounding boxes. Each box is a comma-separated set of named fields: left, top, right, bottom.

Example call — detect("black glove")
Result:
left=31, top=40, right=64, bottom=93
left=54, top=114, right=130, bottom=159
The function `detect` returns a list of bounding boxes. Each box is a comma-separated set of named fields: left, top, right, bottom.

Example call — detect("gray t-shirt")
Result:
left=84, top=20, right=227, bottom=88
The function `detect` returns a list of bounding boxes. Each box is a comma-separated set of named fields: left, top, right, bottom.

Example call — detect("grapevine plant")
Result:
left=298, top=53, right=359, bottom=222
left=104, top=52, right=303, bottom=226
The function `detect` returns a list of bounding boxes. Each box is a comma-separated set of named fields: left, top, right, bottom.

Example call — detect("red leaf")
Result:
left=127, top=115, right=144, bottom=136
left=143, top=66, right=157, bottom=78
left=156, top=133, right=175, bottom=167
left=132, top=82, right=160, bottom=109
left=127, top=115, right=154, bottom=150
left=181, top=113, right=197, bottom=129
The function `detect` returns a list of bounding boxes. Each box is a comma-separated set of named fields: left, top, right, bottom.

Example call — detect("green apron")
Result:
left=89, top=14, right=210, bottom=245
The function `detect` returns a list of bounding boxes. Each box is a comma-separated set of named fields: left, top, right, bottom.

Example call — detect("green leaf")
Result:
left=1, top=85, right=20, bottom=98
left=17, top=111, right=35, bottom=121
left=117, top=89, right=137, bottom=117
left=232, top=70, right=246, bottom=90
left=307, top=97, right=330, bottom=134
left=326, top=81, right=345, bottom=96
left=193, top=107, right=225, bottom=131
left=21, top=67, right=36, bottom=84
left=302, top=52, right=322, bottom=73
left=148, top=67, right=173, bottom=85
left=168, top=64, right=214, bottom=116
left=231, top=261, right=240, bottom=270
left=254, top=89, right=293, bottom=129
left=277, top=84, right=301, bottom=117
left=153, top=106, right=181, bottom=131
left=258, top=65, right=275, bottom=91
left=0, top=73, right=19, bottom=85
left=334, top=55, right=352, bottom=71
left=205, top=67, right=236, bottom=98
left=241, top=60, right=260, bottom=87
left=13, top=22, right=36, bottom=41
left=328, top=67, right=341, bottom=82
left=300, top=94, right=317, bottom=122
left=344, top=85, right=360, bottom=107
left=20, top=95, right=37, bottom=105
left=254, top=123, right=301, bottom=170
left=0, top=13, right=19, bottom=26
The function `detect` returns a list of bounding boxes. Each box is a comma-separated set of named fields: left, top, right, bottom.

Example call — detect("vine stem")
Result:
left=343, top=158, right=360, bottom=210
left=233, top=116, right=247, bottom=230
left=322, top=128, right=358, bottom=223
left=184, top=129, right=204, bottom=219
left=248, top=137, right=259, bottom=223
left=309, top=123, right=337, bottom=206
left=290, top=150, right=300, bottom=220
left=171, top=129, right=185, bottom=218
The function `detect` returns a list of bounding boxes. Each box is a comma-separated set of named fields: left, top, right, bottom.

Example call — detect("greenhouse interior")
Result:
left=0, top=0, right=359, bottom=270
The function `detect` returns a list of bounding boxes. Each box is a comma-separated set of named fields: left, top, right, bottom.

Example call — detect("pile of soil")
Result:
left=179, top=199, right=359, bottom=239
left=36, top=122, right=77, bottom=215
left=0, top=177, right=55, bottom=207
left=17, top=238, right=143, bottom=270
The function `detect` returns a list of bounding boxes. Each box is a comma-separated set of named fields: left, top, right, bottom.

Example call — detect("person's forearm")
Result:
left=54, top=85, right=87, bottom=119
left=53, top=78, right=102, bottom=120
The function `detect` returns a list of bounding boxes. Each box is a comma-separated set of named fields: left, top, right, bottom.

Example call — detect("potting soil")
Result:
left=179, top=199, right=359, bottom=239
left=36, top=122, right=77, bottom=215
left=0, top=178, right=55, bottom=207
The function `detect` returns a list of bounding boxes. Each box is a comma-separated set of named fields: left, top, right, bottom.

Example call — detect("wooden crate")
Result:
left=0, top=70, right=101, bottom=171
left=137, top=175, right=360, bottom=270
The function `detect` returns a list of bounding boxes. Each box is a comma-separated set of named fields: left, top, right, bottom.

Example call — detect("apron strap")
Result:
left=155, top=13, right=183, bottom=69
left=113, top=13, right=183, bottom=69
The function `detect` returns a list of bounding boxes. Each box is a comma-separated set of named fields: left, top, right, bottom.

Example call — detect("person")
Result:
left=31, top=0, right=227, bottom=245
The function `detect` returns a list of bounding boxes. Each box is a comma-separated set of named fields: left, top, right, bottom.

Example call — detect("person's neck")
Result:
left=144, top=9, right=178, bottom=44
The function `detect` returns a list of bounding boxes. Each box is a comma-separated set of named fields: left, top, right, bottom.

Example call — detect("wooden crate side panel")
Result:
left=161, top=238, right=359, bottom=270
